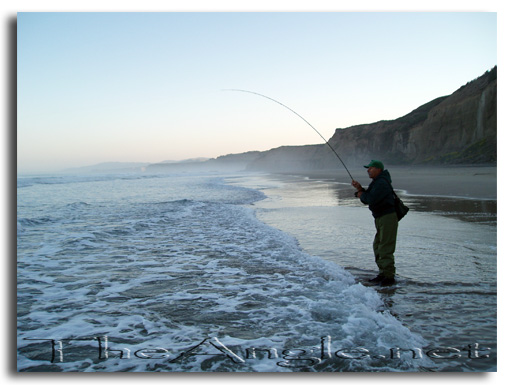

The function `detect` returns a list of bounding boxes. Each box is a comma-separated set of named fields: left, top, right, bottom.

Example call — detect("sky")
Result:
left=16, top=9, right=498, bottom=173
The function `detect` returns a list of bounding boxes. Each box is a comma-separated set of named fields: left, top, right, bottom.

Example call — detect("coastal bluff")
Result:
left=244, top=66, right=497, bottom=172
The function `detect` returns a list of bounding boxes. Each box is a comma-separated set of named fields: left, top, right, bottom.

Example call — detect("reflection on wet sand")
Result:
left=331, top=184, right=496, bottom=225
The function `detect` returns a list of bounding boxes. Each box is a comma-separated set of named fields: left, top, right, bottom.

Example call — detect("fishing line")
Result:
left=223, top=89, right=354, bottom=181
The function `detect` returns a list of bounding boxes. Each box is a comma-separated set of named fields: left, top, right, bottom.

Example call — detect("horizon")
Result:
left=17, top=11, right=497, bottom=174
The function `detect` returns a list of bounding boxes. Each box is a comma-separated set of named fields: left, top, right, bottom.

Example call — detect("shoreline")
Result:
left=244, top=171, right=497, bottom=372
left=273, top=165, right=497, bottom=200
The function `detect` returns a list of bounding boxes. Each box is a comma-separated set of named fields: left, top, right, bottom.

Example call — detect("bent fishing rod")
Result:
left=223, top=89, right=354, bottom=181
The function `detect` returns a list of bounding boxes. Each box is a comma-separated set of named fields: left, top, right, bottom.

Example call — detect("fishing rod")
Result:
left=223, top=89, right=354, bottom=181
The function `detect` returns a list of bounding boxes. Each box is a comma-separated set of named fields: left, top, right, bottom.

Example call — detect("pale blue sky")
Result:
left=17, top=12, right=497, bottom=173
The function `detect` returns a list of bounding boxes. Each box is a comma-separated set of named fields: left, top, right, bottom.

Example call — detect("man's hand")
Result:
left=352, top=180, right=364, bottom=198
left=352, top=180, right=363, bottom=191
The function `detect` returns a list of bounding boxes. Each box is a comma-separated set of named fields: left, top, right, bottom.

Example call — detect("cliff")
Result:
left=246, top=66, right=497, bottom=172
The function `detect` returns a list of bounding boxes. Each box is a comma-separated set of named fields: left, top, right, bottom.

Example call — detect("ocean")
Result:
left=16, top=171, right=496, bottom=372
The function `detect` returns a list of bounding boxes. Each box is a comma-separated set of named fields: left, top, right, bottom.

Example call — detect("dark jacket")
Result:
left=359, top=169, right=396, bottom=218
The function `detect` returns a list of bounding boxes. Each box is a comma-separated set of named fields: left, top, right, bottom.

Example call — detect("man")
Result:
left=351, top=160, right=398, bottom=286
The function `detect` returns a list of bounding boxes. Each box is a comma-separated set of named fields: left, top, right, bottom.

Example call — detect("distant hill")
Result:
left=63, top=162, right=151, bottom=173
left=158, top=157, right=211, bottom=164
left=147, top=152, right=262, bottom=173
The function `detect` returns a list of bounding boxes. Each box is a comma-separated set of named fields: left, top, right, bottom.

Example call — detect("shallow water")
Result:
left=228, top=173, right=497, bottom=371
left=17, top=171, right=496, bottom=372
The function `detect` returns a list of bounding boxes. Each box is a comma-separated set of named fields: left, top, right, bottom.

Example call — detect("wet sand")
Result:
left=283, top=165, right=497, bottom=200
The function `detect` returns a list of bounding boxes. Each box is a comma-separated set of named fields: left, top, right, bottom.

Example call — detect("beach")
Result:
left=227, top=165, right=497, bottom=371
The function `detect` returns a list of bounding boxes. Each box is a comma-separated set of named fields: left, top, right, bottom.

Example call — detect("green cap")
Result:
left=364, top=160, right=384, bottom=169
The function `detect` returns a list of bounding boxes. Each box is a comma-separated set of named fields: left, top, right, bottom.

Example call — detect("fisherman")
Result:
left=352, top=160, right=398, bottom=286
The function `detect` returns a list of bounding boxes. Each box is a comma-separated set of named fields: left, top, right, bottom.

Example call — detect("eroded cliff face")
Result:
left=246, top=67, right=497, bottom=172
left=412, top=71, right=497, bottom=163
